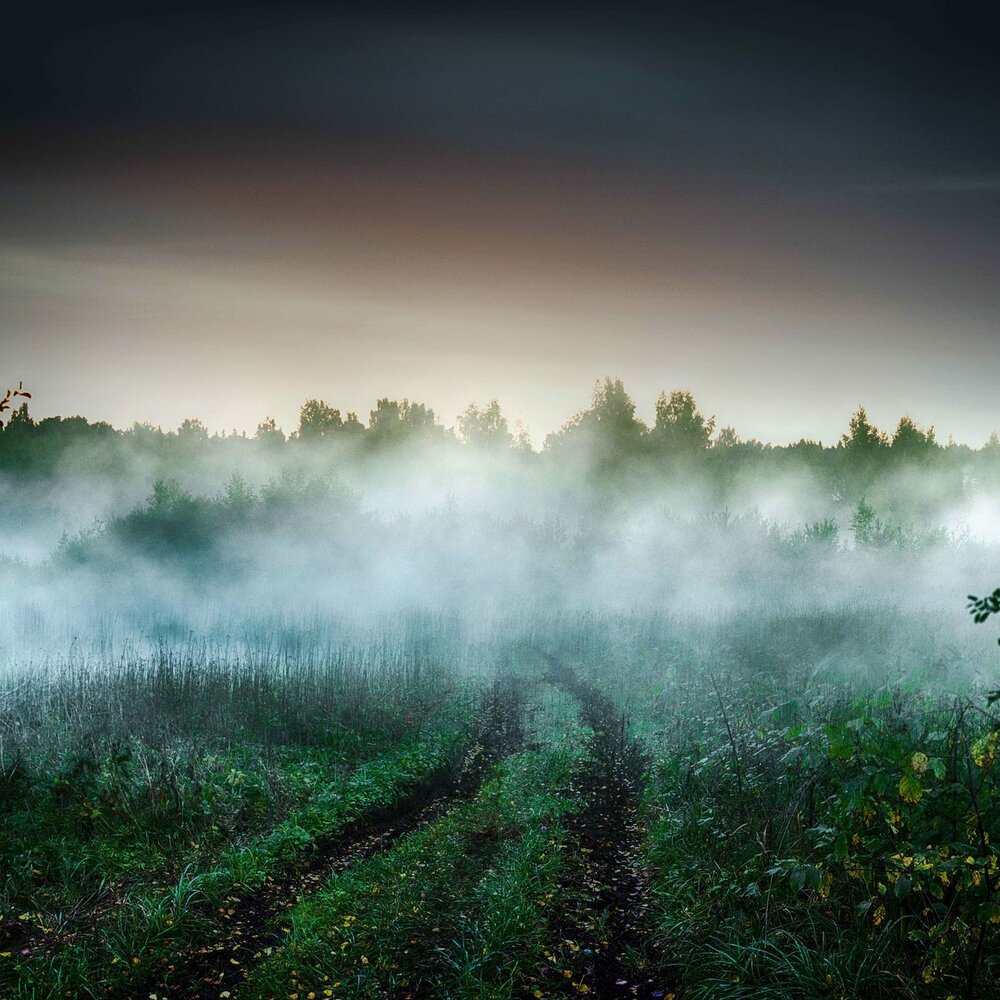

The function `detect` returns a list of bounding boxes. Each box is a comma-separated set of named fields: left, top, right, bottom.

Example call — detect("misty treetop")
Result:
left=1, top=376, right=993, bottom=469
left=1, top=376, right=996, bottom=614
left=1, top=379, right=996, bottom=549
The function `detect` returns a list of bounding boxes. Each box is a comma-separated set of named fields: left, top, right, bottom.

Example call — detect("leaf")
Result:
left=899, top=772, right=923, bottom=804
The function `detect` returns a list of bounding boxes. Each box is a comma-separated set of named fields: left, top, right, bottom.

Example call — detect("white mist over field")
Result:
left=1, top=421, right=998, bottom=682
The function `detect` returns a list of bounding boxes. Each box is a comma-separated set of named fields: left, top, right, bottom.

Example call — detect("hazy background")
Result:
left=2, top=2, right=999, bottom=444
left=1, top=396, right=997, bottom=677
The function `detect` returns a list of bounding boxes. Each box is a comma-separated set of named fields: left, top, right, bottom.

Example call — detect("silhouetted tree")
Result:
left=713, top=426, right=740, bottom=449
left=3, top=402, right=32, bottom=434
left=178, top=418, right=209, bottom=441
left=511, top=420, right=534, bottom=455
left=255, top=417, right=285, bottom=444
left=652, top=390, right=715, bottom=455
left=841, top=406, right=888, bottom=455
left=592, top=377, right=645, bottom=441
left=457, top=399, right=512, bottom=450
left=545, top=377, right=645, bottom=461
left=891, top=415, right=936, bottom=460
left=368, top=398, right=442, bottom=447
left=341, top=412, right=364, bottom=436
left=297, top=399, right=344, bottom=440
left=836, top=405, right=890, bottom=498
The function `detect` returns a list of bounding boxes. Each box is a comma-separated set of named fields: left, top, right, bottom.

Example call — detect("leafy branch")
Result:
left=0, top=380, right=31, bottom=426
left=968, top=588, right=1000, bottom=703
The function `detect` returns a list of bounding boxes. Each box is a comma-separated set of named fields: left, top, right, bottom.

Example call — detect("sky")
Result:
left=2, top=1, right=998, bottom=445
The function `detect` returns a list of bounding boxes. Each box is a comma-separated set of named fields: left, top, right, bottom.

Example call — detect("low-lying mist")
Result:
left=1, top=381, right=998, bottom=678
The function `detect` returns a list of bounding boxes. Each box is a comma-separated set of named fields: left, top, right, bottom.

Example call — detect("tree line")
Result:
left=2, top=377, right=998, bottom=492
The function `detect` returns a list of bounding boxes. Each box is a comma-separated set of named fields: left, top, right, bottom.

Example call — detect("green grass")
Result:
left=2, top=607, right=998, bottom=998
left=241, top=680, right=591, bottom=999
left=0, top=641, right=477, bottom=998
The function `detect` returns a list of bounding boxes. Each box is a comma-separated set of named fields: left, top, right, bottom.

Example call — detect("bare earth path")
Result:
left=141, top=676, right=526, bottom=999
left=539, top=651, right=678, bottom=999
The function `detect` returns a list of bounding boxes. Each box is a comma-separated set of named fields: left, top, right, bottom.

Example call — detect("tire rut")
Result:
left=139, top=675, right=526, bottom=1000
left=538, top=651, right=678, bottom=999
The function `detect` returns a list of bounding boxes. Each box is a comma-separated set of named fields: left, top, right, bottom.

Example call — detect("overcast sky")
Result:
left=2, top=2, right=998, bottom=444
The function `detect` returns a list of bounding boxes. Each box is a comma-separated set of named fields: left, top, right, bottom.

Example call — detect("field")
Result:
left=4, top=3, right=998, bottom=994
left=2, top=393, right=999, bottom=998
left=0, top=0, right=1000, bottom=1000
left=2, top=605, right=998, bottom=999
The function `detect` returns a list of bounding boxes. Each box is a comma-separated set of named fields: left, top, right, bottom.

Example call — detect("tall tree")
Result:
left=841, top=406, right=888, bottom=455
left=297, top=399, right=344, bottom=440
left=368, top=398, right=442, bottom=447
left=652, top=390, right=715, bottom=454
left=837, top=405, right=890, bottom=500
left=255, top=417, right=285, bottom=444
left=458, top=399, right=513, bottom=450
left=891, top=415, right=936, bottom=460
left=546, top=377, right=645, bottom=453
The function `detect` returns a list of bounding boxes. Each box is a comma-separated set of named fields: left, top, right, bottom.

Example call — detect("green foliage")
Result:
left=851, top=497, right=905, bottom=549
left=297, top=398, right=363, bottom=440
left=842, top=405, right=889, bottom=454
left=968, top=585, right=1000, bottom=702
left=0, top=628, right=474, bottom=997
left=458, top=398, right=512, bottom=449
left=892, top=416, right=936, bottom=460
left=242, top=680, right=588, bottom=999
left=641, top=690, right=1000, bottom=996
left=254, top=415, right=285, bottom=443
left=0, top=381, right=31, bottom=426
left=1, top=383, right=994, bottom=533
left=968, top=588, right=1000, bottom=629
left=367, top=396, right=442, bottom=447
left=652, top=389, right=715, bottom=454
left=60, top=472, right=361, bottom=569
left=545, top=377, right=646, bottom=460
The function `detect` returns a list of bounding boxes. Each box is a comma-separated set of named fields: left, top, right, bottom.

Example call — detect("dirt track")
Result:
left=141, top=675, right=525, bottom=999
left=539, top=651, right=678, bottom=999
